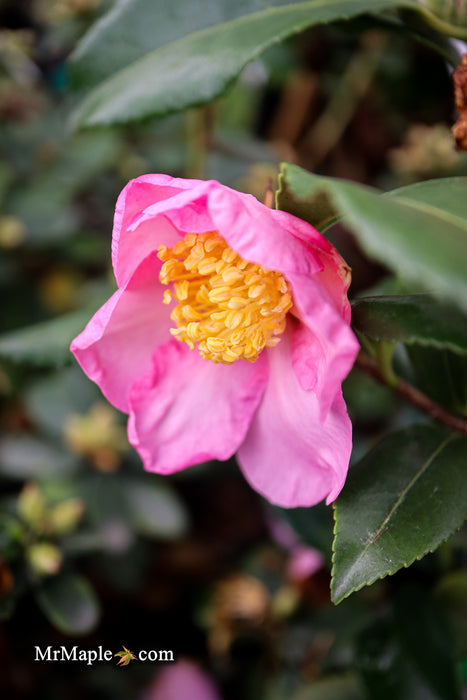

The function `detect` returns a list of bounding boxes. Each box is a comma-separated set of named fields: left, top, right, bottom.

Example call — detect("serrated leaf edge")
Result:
left=330, top=433, right=467, bottom=604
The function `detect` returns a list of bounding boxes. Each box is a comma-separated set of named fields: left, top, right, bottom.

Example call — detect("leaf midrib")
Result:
left=337, top=432, right=456, bottom=587
left=75, top=0, right=416, bottom=124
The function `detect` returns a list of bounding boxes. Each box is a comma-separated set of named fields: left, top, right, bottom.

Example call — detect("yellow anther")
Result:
left=222, top=267, right=244, bottom=284
left=174, top=280, right=189, bottom=300
left=227, top=296, right=250, bottom=309
left=208, top=287, right=233, bottom=303
left=172, top=239, right=190, bottom=256
left=248, top=283, right=267, bottom=299
left=204, top=236, right=221, bottom=252
left=186, top=322, right=201, bottom=340
left=197, top=257, right=218, bottom=275
left=225, top=310, right=244, bottom=330
left=222, top=248, right=237, bottom=263
left=181, top=305, right=203, bottom=321
left=206, top=337, right=226, bottom=354
left=157, top=244, right=170, bottom=261
left=157, top=231, right=292, bottom=363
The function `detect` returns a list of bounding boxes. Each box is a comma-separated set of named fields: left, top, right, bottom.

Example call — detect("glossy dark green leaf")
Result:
left=70, top=0, right=299, bottom=89
left=352, top=295, right=467, bottom=354
left=35, top=574, right=100, bottom=635
left=331, top=425, right=467, bottom=603
left=394, top=586, right=461, bottom=700
left=71, top=0, right=415, bottom=128
left=277, top=165, right=467, bottom=312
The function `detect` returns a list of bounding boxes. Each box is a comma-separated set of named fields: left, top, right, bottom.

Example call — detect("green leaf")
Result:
left=388, top=177, right=467, bottom=221
left=355, top=612, right=456, bottom=700
left=35, top=573, right=100, bottom=635
left=394, top=586, right=461, bottom=700
left=0, top=307, right=98, bottom=368
left=0, top=437, right=78, bottom=480
left=25, top=366, right=99, bottom=439
left=278, top=166, right=467, bottom=313
left=124, top=479, right=189, bottom=539
left=6, top=131, right=119, bottom=243
left=331, top=425, right=467, bottom=603
left=70, top=0, right=415, bottom=128
left=406, top=345, right=467, bottom=414
left=352, top=295, right=467, bottom=355
left=355, top=618, right=410, bottom=700
left=70, top=0, right=296, bottom=89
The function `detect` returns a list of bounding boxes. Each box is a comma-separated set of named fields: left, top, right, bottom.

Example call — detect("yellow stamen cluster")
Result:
left=157, top=232, right=293, bottom=364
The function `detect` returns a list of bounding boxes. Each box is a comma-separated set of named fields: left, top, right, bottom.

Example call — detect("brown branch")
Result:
left=355, top=351, right=467, bottom=436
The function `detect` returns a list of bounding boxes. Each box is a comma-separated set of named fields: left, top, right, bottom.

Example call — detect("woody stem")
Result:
left=355, top=350, right=467, bottom=435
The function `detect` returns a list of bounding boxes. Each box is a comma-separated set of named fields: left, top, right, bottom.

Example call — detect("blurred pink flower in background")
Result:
left=71, top=174, right=358, bottom=507
left=268, top=514, right=325, bottom=582
left=143, top=659, right=222, bottom=700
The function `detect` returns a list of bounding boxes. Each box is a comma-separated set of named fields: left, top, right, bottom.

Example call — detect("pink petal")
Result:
left=288, top=273, right=359, bottom=418
left=70, top=252, right=171, bottom=412
left=128, top=339, right=268, bottom=474
left=287, top=546, right=325, bottom=582
left=207, top=184, right=321, bottom=276
left=112, top=174, right=183, bottom=287
left=270, top=208, right=352, bottom=322
left=114, top=178, right=326, bottom=289
left=237, top=326, right=352, bottom=507
left=144, top=659, right=222, bottom=700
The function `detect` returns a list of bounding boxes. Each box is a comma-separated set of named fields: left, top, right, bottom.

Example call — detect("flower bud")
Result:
left=48, top=499, right=85, bottom=536
left=0, top=216, right=26, bottom=248
left=18, top=483, right=47, bottom=531
left=26, top=542, right=62, bottom=576
left=64, top=403, right=128, bottom=472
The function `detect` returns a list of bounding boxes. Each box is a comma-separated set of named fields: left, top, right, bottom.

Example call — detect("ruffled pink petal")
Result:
left=128, top=339, right=268, bottom=474
left=112, top=174, right=183, bottom=287
left=270, top=209, right=352, bottom=322
left=70, top=252, right=171, bottom=412
left=114, top=178, right=326, bottom=289
left=206, top=184, right=321, bottom=276
left=237, top=325, right=352, bottom=508
left=288, top=273, right=359, bottom=418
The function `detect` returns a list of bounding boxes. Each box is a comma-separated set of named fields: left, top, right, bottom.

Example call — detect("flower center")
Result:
left=157, top=232, right=293, bottom=364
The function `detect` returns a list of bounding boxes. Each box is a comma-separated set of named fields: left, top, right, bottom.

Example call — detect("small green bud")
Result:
left=18, top=484, right=47, bottom=531
left=26, top=542, right=62, bottom=576
left=49, top=499, right=85, bottom=536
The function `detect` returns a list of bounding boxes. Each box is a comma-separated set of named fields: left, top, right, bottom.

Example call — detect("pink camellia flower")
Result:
left=70, top=174, right=359, bottom=507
